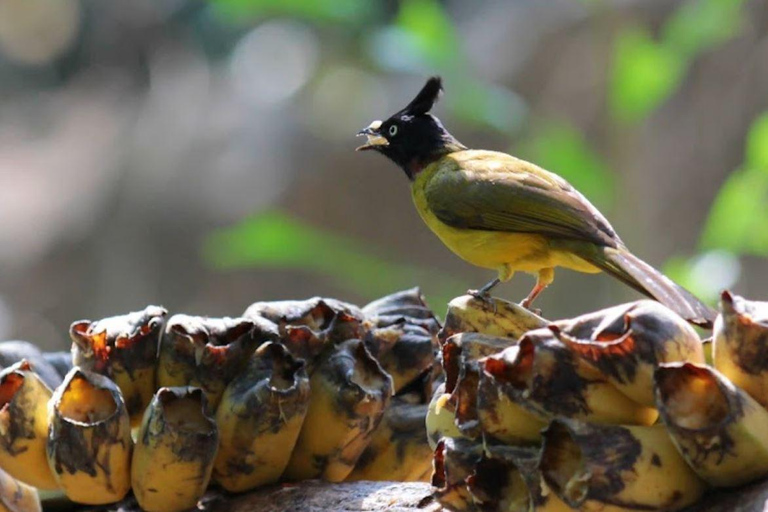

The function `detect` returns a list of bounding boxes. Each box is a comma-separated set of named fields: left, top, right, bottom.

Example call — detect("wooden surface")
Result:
left=65, top=478, right=768, bottom=511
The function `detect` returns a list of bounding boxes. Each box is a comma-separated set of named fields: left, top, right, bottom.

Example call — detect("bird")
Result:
left=356, top=76, right=715, bottom=327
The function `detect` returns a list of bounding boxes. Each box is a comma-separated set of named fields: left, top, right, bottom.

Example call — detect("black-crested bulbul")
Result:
left=356, top=76, right=714, bottom=327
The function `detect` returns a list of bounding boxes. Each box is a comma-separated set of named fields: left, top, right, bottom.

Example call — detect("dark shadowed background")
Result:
left=0, top=0, right=766, bottom=351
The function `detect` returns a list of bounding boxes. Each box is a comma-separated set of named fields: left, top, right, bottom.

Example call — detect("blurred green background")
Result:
left=0, top=0, right=766, bottom=350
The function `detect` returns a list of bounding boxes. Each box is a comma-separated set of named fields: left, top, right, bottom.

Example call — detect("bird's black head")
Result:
left=356, top=76, right=465, bottom=180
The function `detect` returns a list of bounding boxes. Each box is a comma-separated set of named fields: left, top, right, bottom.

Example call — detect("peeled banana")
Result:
left=362, top=288, right=441, bottom=394
left=713, top=291, right=768, bottom=407
left=484, top=328, right=658, bottom=426
left=347, top=394, right=433, bottom=482
left=431, top=437, right=484, bottom=512
left=440, top=294, right=547, bottom=343
left=244, top=297, right=364, bottom=367
left=132, top=386, right=219, bottom=512
left=70, top=306, right=167, bottom=425
left=553, top=301, right=705, bottom=407
left=466, top=446, right=572, bottom=512
left=283, top=339, right=392, bottom=482
left=540, top=419, right=705, bottom=511
left=0, top=361, right=58, bottom=490
left=655, top=361, right=768, bottom=487
left=0, top=466, right=41, bottom=512
left=213, top=342, right=310, bottom=492
left=426, top=383, right=462, bottom=450
left=157, top=315, right=261, bottom=410
left=47, top=368, right=132, bottom=505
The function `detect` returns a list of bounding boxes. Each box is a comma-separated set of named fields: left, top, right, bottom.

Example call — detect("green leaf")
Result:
left=746, top=113, right=768, bottom=171
left=515, top=121, right=613, bottom=208
left=663, top=0, right=746, bottom=59
left=202, top=210, right=463, bottom=305
left=211, top=0, right=372, bottom=25
left=700, top=166, right=768, bottom=255
left=610, top=27, right=685, bottom=124
left=395, top=0, right=459, bottom=68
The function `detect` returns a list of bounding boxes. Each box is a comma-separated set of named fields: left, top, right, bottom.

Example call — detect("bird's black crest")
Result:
left=398, top=76, right=443, bottom=116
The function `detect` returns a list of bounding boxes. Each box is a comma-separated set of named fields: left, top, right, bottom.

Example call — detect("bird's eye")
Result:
left=388, top=125, right=398, bottom=137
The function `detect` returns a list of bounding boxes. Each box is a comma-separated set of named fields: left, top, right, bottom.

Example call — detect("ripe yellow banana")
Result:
left=485, top=328, right=658, bottom=426
left=0, top=361, right=58, bottom=490
left=0, top=466, right=41, bottom=512
left=713, top=291, right=768, bottom=407
left=157, top=315, right=261, bottom=410
left=655, top=361, right=768, bottom=487
left=426, top=383, right=462, bottom=450
left=70, top=306, right=167, bottom=425
left=347, top=395, right=433, bottom=482
left=213, top=342, right=310, bottom=492
left=244, top=298, right=364, bottom=367
left=132, top=387, right=219, bottom=512
left=540, top=419, right=706, bottom=512
left=283, top=339, right=392, bottom=482
left=47, top=368, right=132, bottom=505
left=466, top=446, right=572, bottom=512
left=432, top=437, right=484, bottom=512
left=553, top=300, right=705, bottom=407
left=440, top=294, right=547, bottom=343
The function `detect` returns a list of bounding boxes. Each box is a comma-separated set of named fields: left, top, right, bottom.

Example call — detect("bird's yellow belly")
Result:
left=414, top=201, right=599, bottom=279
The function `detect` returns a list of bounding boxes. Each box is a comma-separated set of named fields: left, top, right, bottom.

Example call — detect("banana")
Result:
left=476, top=364, right=548, bottom=445
left=441, top=332, right=516, bottom=394
left=440, top=294, right=547, bottom=343
left=713, top=291, right=768, bottom=407
left=70, top=306, right=167, bottom=425
left=439, top=331, right=545, bottom=444
left=347, top=395, right=433, bottom=482
left=0, top=466, right=41, bottom=512
left=0, top=340, right=63, bottom=390
left=283, top=339, right=392, bottom=482
left=132, top=387, right=219, bottom=512
left=0, top=361, right=58, bottom=490
left=47, top=368, right=132, bottom=505
left=426, top=383, right=463, bottom=450
left=540, top=419, right=706, bottom=512
left=552, top=300, right=705, bottom=407
left=655, top=361, right=768, bottom=487
left=213, top=342, right=310, bottom=492
left=431, top=437, right=484, bottom=512
left=466, top=446, right=572, bottom=512
left=157, top=315, right=262, bottom=411
left=362, top=288, right=441, bottom=393
left=368, top=323, right=438, bottom=395
left=244, top=298, right=364, bottom=368
left=484, top=328, right=658, bottom=426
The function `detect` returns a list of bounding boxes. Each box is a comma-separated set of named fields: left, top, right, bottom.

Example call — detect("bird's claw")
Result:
left=519, top=299, right=542, bottom=316
left=468, top=289, right=497, bottom=313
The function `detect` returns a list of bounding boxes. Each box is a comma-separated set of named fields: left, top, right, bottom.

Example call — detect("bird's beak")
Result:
left=355, top=120, right=389, bottom=151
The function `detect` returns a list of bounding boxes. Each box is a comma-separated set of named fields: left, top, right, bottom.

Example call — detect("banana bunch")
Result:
left=0, top=286, right=444, bottom=511
left=426, top=295, right=716, bottom=512
left=429, top=289, right=768, bottom=512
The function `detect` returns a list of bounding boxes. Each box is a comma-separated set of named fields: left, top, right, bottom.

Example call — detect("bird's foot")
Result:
left=518, top=298, right=542, bottom=316
left=468, top=288, right=497, bottom=313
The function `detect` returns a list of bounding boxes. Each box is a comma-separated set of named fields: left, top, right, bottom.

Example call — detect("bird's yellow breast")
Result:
left=411, top=152, right=599, bottom=279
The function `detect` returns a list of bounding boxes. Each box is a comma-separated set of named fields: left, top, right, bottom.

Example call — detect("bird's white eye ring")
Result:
left=389, top=125, right=398, bottom=137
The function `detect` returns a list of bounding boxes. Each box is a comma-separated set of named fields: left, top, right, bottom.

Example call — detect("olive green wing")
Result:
left=423, top=158, right=620, bottom=248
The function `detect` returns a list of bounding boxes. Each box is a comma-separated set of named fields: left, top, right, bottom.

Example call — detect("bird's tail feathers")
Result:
left=587, top=247, right=715, bottom=328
